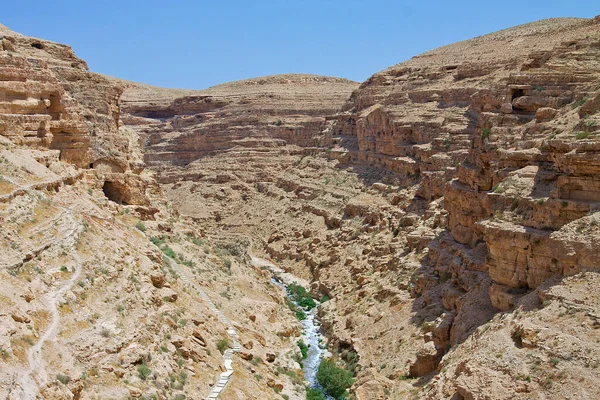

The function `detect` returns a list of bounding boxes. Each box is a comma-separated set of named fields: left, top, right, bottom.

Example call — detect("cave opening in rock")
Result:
left=102, top=181, right=129, bottom=205
left=31, top=42, right=44, bottom=49
left=511, top=88, right=525, bottom=102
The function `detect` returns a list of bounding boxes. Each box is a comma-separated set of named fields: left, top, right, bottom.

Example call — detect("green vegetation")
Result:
left=572, top=97, right=587, bottom=109
left=481, top=127, right=491, bottom=140
left=341, top=349, right=359, bottom=374
left=138, top=363, right=152, bottom=380
left=60, top=265, right=68, bottom=272
left=56, top=374, right=71, bottom=385
left=316, top=359, right=354, bottom=399
left=295, top=309, right=307, bottom=321
left=217, top=338, right=229, bottom=354
left=297, top=339, right=309, bottom=359
left=150, top=236, right=166, bottom=246
left=161, top=245, right=177, bottom=259
left=135, top=220, right=146, bottom=232
left=287, top=283, right=317, bottom=309
left=575, top=131, right=590, bottom=140
left=492, top=183, right=505, bottom=194
left=306, top=388, right=327, bottom=400
left=278, top=367, right=303, bottom=385
left=275, top=119, right=283, bottom=126
left=188, top=236, right=205, bottom=246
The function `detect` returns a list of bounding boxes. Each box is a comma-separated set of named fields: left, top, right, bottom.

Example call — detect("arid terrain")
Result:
left=1, top=15, right=600, bottom=400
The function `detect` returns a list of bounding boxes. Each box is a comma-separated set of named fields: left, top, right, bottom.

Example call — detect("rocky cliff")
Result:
left=118, top=16, right=600, bottom=400
left=3, top=14, right=600, bottom=400
left=0, top=25, right=315, bottom=400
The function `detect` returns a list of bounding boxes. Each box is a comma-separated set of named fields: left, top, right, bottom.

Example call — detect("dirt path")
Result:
left=16, top=211, right=82, bottom=400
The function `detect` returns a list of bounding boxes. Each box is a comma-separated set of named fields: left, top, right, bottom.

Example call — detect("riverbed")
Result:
left=251, top=255, right=333, bottom=399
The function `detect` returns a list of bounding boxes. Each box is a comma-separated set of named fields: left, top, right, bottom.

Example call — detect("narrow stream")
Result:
left=270, top=277, right=333, bottom=399
left=250, top=255, right=332, bottom=399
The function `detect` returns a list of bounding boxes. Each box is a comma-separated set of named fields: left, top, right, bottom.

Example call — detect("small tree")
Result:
left=316, top=359, right=354, bottom=399
left=217, top=338, right=229, bottom=354
left=306, top=388, right=326, bottom=400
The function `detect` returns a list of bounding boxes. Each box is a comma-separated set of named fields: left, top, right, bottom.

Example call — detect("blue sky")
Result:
left=1, top=1, right=597, bottom=89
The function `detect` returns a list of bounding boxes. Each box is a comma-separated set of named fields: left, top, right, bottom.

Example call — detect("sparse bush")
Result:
left=572, top=97, right=587, bottom=109
left=161, top=245, right=177, bottom=259
left=138, top=363, right=152, bottom=380
left=57, top=374, right=71, bottom=385
left=217, top=338, right=229, bottom=354
left=150, top=236, right=165, bottom=246
left=135, top=220, right=146, bottom=232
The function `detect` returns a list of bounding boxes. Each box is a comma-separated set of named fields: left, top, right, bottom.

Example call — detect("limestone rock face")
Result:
left=0, top=29, right=123, bottom=168
left=116, top=73, right=359, bottom=178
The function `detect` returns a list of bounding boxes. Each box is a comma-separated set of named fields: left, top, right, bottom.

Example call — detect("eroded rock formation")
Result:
left=3, top=15, right=600, bottom=400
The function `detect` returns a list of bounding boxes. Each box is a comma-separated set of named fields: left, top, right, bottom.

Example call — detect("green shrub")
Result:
left=297, top=339, right=309, bottom=359
left=161, top=245, right=177, bottom=259
left=135, top=220, right=146, bottom=232
left=306, top=388, right=326, bottom=400
left=295, top=309, right=306, bottom=320
left=217, top=338, right=229, bottom=354
left=287, top=283, right=316, bottom=310
left=575, top=131, right=590, bottom=140
left=57, top=374, right=71, bottom=385
left=138, top=363, right=151, bottom=380
left=150, top=236, right=165, bottom=246
left=316, top=359, right=354, bottom=399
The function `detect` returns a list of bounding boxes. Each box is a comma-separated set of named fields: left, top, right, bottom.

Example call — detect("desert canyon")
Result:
left=1, top=15, right=600, bottom=400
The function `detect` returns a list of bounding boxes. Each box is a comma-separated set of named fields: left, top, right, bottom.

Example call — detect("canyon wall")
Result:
left=120, top=16, right=600, bottom=399
left=3, top=15, right=600, bottom=400
left=0, top=25, right=313, bottom=400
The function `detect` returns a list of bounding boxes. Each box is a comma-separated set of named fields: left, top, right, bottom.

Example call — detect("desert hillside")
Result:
left=2, top=15, right=600, bottom=400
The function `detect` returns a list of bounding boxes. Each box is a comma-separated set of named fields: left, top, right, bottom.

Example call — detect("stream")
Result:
left=250, top=255, right=333, bottom=399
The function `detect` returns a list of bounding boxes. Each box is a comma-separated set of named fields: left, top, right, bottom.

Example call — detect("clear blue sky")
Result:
left=2, top=1, right=597, bottom=89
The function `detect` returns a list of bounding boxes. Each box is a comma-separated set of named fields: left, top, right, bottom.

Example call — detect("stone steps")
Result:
left=161, top=256, right=241, bottom=400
